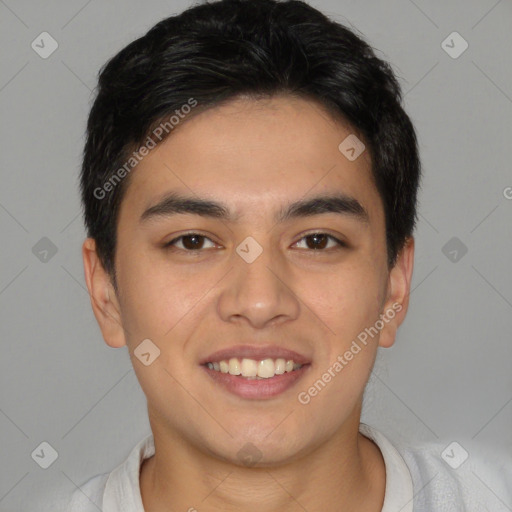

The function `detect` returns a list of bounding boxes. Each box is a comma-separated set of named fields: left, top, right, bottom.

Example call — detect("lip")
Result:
left=200, top=344, right=311, bottom=365
left=202, top=363, right=311, bottom=399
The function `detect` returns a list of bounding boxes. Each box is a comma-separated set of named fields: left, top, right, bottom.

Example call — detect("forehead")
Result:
left=119, top=94, right=383, bottom=226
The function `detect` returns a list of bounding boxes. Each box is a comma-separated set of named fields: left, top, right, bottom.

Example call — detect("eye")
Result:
left=293, top=232, right=347, bottom=251
left=164, top=233, right=217, bottom=251
left=163, top=232, right=347, bottom=253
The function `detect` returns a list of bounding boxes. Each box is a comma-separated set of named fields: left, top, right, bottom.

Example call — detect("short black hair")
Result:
left=80, top=0, right=421, bottom=289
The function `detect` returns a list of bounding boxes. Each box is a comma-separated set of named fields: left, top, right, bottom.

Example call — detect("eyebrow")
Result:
left=140, top=191, right=370, bottom=225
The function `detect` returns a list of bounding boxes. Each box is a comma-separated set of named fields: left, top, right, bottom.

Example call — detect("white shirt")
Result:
left=66, top=423, right=512, bottom=511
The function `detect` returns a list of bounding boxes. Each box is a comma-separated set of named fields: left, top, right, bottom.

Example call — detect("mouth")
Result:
left=200, top=345, right=312, bottom=399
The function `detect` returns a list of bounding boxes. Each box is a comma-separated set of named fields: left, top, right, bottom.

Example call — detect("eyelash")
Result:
left=163, top=232, right=348, bottom=253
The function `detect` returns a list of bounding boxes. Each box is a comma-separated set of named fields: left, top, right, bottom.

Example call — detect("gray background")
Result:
left=1, top=0, right=511, bottom=510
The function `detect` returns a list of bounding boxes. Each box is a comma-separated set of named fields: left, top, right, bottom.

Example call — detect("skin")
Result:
left=83, top=94, right=414, bottom=512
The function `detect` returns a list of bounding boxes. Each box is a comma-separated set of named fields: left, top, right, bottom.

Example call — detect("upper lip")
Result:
left=200, top=345, right=311, bottom=365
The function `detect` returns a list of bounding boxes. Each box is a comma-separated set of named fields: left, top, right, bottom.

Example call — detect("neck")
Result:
left=140, top=415, right=386, bottom=512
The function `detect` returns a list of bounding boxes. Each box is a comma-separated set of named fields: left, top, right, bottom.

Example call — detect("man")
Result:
left=69, top=0, right=511, bottom=510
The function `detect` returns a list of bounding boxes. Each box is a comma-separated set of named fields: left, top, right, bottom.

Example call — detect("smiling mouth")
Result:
left=203, top=357, right=304, bottom=379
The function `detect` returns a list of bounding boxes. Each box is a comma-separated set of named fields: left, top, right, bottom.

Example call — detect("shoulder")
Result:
left=398, top=439, right=512, bottom=511
left=65, top=434, right=153, bottom=511
left=67, top=472, right=110, bottom=511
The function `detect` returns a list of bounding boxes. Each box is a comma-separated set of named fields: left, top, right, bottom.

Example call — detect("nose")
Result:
left=217, top=239, right=300, bottom=329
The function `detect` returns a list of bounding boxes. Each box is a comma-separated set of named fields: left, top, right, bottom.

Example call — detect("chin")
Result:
left=214, top=428, right=313, bottom=468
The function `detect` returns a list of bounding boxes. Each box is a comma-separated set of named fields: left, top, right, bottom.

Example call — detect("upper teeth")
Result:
left=206, top=358, right=302, bottom=379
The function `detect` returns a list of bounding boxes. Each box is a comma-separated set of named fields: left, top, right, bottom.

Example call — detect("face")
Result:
left=84, top=94, right=413, bottom=466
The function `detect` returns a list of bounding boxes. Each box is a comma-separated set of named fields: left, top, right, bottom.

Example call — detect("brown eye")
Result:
left=294, top=233, right=346, bottom=250
left=165, top=234, right=216, bottom=251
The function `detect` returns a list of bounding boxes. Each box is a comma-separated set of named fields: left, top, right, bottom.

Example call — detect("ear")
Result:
left=82, top=238, right=126, bottom=348
left=378, top=237, right=415, bottom=349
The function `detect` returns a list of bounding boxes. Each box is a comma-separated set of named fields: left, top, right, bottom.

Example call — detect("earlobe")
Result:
left=378, top=237, right=415, bottom=349
left=82, top=238, right=126, bottom=348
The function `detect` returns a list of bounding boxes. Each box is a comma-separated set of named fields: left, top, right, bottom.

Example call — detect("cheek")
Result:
left=299, top=319, right=378, bottom=418
left=309, top=262, right=384, bottom=342
left=117, top=252, right=208, bottom=340
left=132, top=357, right=207, bottom=439
left=293, top=344, right=376, bottom=445
left=300, top=263, right=383, bottom=407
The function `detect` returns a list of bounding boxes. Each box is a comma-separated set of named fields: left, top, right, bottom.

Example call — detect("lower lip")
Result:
left=202, top=364, right=311, bottom=400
